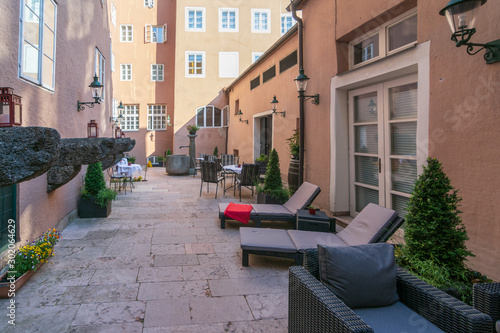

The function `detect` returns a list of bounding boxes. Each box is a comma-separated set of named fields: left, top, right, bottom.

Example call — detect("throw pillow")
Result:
left=318, top=243, right=399, bottom=308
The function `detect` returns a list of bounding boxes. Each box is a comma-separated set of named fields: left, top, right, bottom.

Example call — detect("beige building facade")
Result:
left=109, top=0, right=176, bottom=165
left=223, top=0, right=500, bottom=280
left=0, top=0, right=113, bottom=254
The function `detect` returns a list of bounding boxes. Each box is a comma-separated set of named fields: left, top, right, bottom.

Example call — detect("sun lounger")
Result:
left=239, top=203, right=404, bottom=266
left=218, top=181, right=321, bottom=229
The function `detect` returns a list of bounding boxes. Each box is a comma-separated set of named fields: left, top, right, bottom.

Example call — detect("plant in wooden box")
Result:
left=79, top=162, right=117, bottom=218
left=396, top=158, right=489, bottom=304
left=257, top=148, right=289, bottom=204
left=286, top=129, right=300, bottom=193
left=0, top=229, right=61, bottom=298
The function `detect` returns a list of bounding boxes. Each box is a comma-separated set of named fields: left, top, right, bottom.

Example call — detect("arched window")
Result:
left=196, top=105, right=228, bottom=128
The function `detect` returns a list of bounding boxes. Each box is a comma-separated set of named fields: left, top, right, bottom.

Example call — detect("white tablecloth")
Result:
left=117, top=164, right=142, bottom=177
left=223, top=164, right=242, bottom=174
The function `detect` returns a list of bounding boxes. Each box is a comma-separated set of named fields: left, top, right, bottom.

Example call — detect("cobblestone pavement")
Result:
left=0, top=167, right=294, bottom=332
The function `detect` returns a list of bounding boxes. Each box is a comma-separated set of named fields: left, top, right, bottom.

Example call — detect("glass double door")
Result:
left=349, top=75, right=418, bottom=216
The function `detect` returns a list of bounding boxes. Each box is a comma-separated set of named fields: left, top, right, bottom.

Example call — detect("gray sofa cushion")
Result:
left=287, top=230, right=347, bottom=251
left=240, top=228, right=297, bottom=253
left=318, top=243, right=399, bottom=308
left=251, top=204, right=294, bottom=216
left=353, top=301, right=444, bottom=332
left=337, top=203, right=398, bottom=246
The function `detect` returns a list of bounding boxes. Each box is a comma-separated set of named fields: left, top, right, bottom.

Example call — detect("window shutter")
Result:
left=163, top=24, right=167, bottom=43
left=145, top=24, right=151, bottom=43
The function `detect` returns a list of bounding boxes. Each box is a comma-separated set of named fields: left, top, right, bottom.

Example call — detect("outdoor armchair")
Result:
left=289, top=248, right=494, bottom=333
left=200, top=161, right=224, bottom=199
left=235, top=163, right=260, bottom=201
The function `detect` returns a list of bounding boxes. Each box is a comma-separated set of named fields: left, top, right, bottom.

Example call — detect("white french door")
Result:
left=349, top=75, right=418, bottom=216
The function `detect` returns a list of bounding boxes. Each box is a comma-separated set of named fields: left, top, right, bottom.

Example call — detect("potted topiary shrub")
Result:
left=257, top=148, right=289, bottom=204
left=127, top=155, right=136, bottom=165
left=187, top=124, right=200, bottom=135
left=79, top=161, right=117, bottom=218
left=286, top=129, right=300, bottom=193
left=396, top=157, right=488, bottom=304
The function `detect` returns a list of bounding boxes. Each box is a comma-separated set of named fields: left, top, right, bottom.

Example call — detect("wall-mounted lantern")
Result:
left=77, top=74, right=104, bottom=111
left=439, top=0, right=500, bottom=64
left=110, top=101, right=125, bottom=123
left=294, top=69, right=319, bottom=105
left=271, top=95, right=286, bottom=117
left=87, top=120, right=99, bottom=138
left=167, top=115, right=173, bottom=127
left=0, top=87, right=22, bottom=127
left=238, top=110, right=248, bottom=124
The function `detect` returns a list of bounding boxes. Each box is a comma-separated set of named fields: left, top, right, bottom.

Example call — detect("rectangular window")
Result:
left=151, top=64, right=164, bottom=81
left=95, top=48, right=105, bottom=101
left=279, top=50, right=297, bottom=73
left=19, top=0, right=57, bottom=90
left=122, top=105, right=139, bottom=131
left=186, top=52, right=205, bottom=77
left=186, top=7, right=205, bottom=31
left=145, top=24, right=167, bottom=43
left=250, top=76, right=260, bottom=90
left=219, top=8, right=238, bottom=32
left=388, top=14, right=417, bottom=52
left=120, top=64, right=132, bottom=81
left=234, top=99, right=239, bottom=115
left=111, top=2, right=116, bottom=26
left=353, top=34, right=379, bottom=66
left=144, top=0, right=154, bottom=7
left=219, top=52, right=239, bottom=78
left=148, top=105, right=166, bottom=130
left=252, top=52, right=263, bottom=63
left=120, top=25, right=133, bottom=42
left=281, top=14, right=294, bottom=35
left=262, top=65, right=276, bottom=83
left=251, top=9, right=271, bottom=33
left=196, top=105, right=224, bottom=128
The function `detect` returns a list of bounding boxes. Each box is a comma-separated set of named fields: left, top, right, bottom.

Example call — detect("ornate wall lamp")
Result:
left=294, top=69, right=319, bottom=105
left=271, top=95, right=286, bottom=117
left=0, top=87, right=22, bottom=127
left=114, top=126, right=123, bottom=138
left=77, top=74, right=104, bottom=111
left=439, top=0, right=500, bottom=64
left=110, top=101, right=124, bottom=123
left=167, top=115, right=173, bottom=127
left=87, top=120, right=99, bottom=138
left=237, top=110, right=248, bottom=124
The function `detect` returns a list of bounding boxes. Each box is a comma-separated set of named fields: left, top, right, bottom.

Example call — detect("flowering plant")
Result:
left=11, top=229, right=61, bottom=279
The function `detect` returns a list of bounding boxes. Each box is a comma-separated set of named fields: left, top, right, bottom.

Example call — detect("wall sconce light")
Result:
left=238, top=110, right=248, bottom=124
left=295, top=69, right=319, bottom=105
left=110, top=101, right=125, bottom=123
left=87, top=120, right=99, bottom=138
left=77, top=74, right=104, bottom=111
left=0, top=87, right=22, bottom=127
left=439, top=0, right=500, bottom=64
left=114, top=126, right=122, bottom=138
left=271, top=95, right=286, bottom=117
left=167, top=115, right=173, bottom=126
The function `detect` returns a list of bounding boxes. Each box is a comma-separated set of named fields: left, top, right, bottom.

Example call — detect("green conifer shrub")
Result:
left=261, top=149, right=288, bottom=202
left=84, top=162, right=106, bottom=196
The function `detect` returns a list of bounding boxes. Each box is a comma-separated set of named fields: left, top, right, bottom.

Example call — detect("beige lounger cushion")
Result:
left=251, top=204, right=294, bottom=216
left=337, top=203, right=398, bottom=246
left=287, top=230, right=348, bottom=251
left=283, top=181, right=321, bottom=213
left=240, top=228, right=297, bottom=253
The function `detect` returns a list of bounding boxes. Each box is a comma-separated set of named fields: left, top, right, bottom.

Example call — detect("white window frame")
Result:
left=196, top=105, right=227, bottom=128
left=185, top=7, right=205, bottom=32
left=111, top=2, right=116, bottom=26
left=145, top=24, right=167, bottom=43
left=185, top=51, right=205, bottom=78
left=122, top=105, right=139, bottom=131
left=349, top=9, right=417, bottom=69
left=219, top=8, right=238, bottom=32
left=252, top=52, right=264, bottom=63
left=251, top=9, right=271, bottom=33
left=144, top=0, right=154, bottom=8
left=120, top=24, right=133, bottom=42
left=19, top=0, right=57, bottom=90
left=111, top=52, right=115, bottom=72
left=281, top=13, right=294, bottom=35
left=151, top=64, right=164, bottom=81
left=95, top=48, right=105, bottom=101
left=120, top=64, right=132, bottom=81
left=148, top=105, right=167, bottom=131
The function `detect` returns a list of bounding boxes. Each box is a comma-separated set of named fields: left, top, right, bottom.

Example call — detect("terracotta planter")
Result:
left=0, top=268, right=38, bottom=298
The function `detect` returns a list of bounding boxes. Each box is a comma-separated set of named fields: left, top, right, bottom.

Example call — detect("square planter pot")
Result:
left=257, top=192, right=285, bottom=205
left=79, top=197, right=111, bottom=218
left=0, top=266, right=40, bottom=298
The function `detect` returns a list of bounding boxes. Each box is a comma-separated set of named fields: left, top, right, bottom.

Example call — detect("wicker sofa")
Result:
left=289, top=249, right=494, bottom=333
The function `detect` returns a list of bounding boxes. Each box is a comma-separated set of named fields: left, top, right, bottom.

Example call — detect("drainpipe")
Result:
left=291, top=0, right=305, bottom=185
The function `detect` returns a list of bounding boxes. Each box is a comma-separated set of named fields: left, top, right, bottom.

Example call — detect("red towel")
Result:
left=224, top=202, right=253, bottom=224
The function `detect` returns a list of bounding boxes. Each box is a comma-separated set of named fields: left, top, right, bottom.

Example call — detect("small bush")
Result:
left=260, top=149, right=289, bottom=202
left=84, top=162, right=106, bottom=196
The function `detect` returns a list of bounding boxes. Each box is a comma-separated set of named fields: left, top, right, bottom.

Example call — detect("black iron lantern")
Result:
left=78, top=74, right=104, bottom=111
left=0, top=87, right=22, bottom=127
left=87, top=120, right=99, bottom=138
left=271, top=95, right=285, bottom=117
left=294, top=69, right=319, bottom=104
left=114, top=126, right=122, bottom=139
